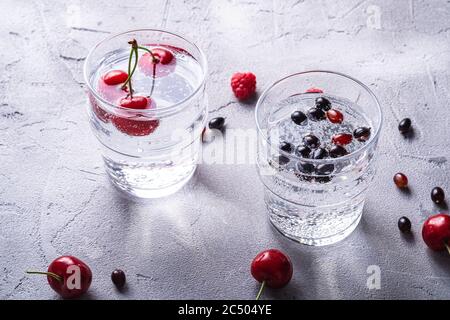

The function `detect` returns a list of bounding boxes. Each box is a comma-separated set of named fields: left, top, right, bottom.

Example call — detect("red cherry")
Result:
left=326, top=109, right=344, bottom=124
left=305, top=87, right=323, bottom=93
left=103, top=70, right=128, bottom=86
left=27, top=256, right=92, bottom=299
left=112, top=116, right=159, bottom=137
left=422, top=214, right=450, bottom=252
left=332, top=133, right=353, bottom=146
left=119, top=96, right=148, bottom=109
left=251, top=249, right=293, bottom=299
left=152, top=48, right=174, bottom=65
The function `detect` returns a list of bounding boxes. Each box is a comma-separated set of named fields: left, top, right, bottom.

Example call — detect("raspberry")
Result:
left=231, top=72, right=256, bottom=100
left=305, top=87, right=323, bottom=93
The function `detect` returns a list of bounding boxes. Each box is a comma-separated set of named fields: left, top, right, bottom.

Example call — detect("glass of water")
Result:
left=255, top=71, right=382, bottom=246
left=84, top=29, right=207, bottom=198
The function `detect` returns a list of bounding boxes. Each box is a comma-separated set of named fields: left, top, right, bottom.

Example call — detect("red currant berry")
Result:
left=331, top=133, right=353, bottom=146
left=326, top=109, right=344, bottom=124
left=393, top=173, right=408, bottom=188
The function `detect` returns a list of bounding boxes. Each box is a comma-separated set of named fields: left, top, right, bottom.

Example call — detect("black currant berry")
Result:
left=398, top=216, right=411, bottom=233
left=431, top=187, right=445, bottom=204
left=315, top=97, right=331, bottom=111
left=353, top=127, right=371, bottom=142
left=303, top=134, right=320, bottom=149
left=295, top=145, right=311, bottom=158
left=307, top=107, right=326, bottom=121
left=208, top=117, right=225, bottom=130
left=329, top=145, right=348, bottom=158
left=312, top=148, right=329, bottom=159
left=291, top=111, right=307, bottom=125
left=296, top=161, right=315, bottom=174
left=398, top=118, right=412, bottom=134
left=280, top=141, right=293, bottom=153
left=315, top=163, right=335, bottom=175
left=111, top=269, right=126, bottom=289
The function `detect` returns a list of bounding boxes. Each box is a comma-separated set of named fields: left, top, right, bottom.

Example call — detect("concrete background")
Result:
left=1, top=0, right=449, bottom=299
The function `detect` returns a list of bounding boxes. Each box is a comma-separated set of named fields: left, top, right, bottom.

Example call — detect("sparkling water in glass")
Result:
left=256, top=71, right=382, bottom=246
left=84, top=29, right=207, bottom=198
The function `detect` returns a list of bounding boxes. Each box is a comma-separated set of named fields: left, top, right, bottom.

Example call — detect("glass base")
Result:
left=104, top=158, right=197, bottom=199
left=266, top=191, right=364, bottom=246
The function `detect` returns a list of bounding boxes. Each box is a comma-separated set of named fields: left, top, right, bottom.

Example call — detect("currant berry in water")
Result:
left=303, top=134, right=320, bottom=149
left=280, top=141, right=293, bottom=153
left=353, top=127, right=371, bottom=142
left=431, top=187, right=445, bottom=205
left=307, top=107, right=326, bottom=121
left=393, top=173, right=408, bottom=188
left=311, top=148, right=328, bottom=159
left=332, top=133, right=353, bottom=146
left=291, top=111, right=307, bottom=125
left=295, top=145, right=311, bottom=158
left=296, top=161, right=315, bottom=174
left=326, top=109, right=343, bottom=124
left=329, top=145, right=348, bottom=158
left=315, top=164, right=335, bottom=175
left=315, top=97, right=331, bottom=111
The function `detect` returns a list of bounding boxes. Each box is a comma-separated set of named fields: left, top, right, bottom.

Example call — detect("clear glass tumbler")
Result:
left=255, top=71, right=382, bottom=246
left=84, top=29, right=208, bottom=198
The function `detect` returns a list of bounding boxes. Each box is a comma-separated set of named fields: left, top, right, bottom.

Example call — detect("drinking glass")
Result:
left=84, top=29, right=208, bottom=198
left=255, top=71, right=382, bottom=246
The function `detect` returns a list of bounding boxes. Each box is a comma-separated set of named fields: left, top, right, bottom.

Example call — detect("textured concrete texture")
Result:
left=1, top=0, right=449, bottom=300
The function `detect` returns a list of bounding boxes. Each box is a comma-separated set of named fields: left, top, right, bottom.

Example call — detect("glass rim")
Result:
left=83, top=28, right=208, bottom=115
left=255, top=70, right=383, bottom=164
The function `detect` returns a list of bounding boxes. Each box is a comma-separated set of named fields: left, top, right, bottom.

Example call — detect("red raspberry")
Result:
left=231, top=72, right=256, bottom=100
left=305, top=87, right=323, bottom=93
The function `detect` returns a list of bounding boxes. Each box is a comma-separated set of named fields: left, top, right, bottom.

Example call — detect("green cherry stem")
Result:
left=26, top=271, right=63, bottom=282
left=255, top=280, right=266, bottom=300
left=137, top=46, right=158, bottom=97
left=137, top=46, right=159, bottom=63
left=121, top=39, right=139, bottom=96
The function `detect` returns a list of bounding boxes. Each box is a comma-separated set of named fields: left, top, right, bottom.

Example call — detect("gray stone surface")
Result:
left=0, top=0, right=449, bottom=300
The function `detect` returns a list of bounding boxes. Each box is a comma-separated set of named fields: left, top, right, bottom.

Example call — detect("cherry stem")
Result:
left=137, top=46, right=159, bottom=63
left=445, top=243, right=450, bottom=256
left=255, top=281, right=266, bottom=300
left=121, top=39, right=139, bottom=97
left=26, top=271, right=63, bottom=282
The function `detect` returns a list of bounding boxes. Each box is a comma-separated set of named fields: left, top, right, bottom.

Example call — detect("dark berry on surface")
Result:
left=208, top=117, right=225, bottom=130
left=315, top=97, right=331, bottom=111
left=315, top=164, right=335, bottom=175
left=111, top=269, right=126, bottom=289
left=398, top=217, right=412, bottom=233
left=353, top=127, right=371, bottom=142
left=295, top=145, right=311, bottom=158
left=279, top=141, right=293, bottom=153
left=329, top=145, right=348, bottom=158
left=291, top=111, right=307, bottom=125
left=431, top=187, right=445, bottom=205
left=307, top=107, right=326, bottom=121
left=303, top=134, right=320, bottom=149
left=312, top=148, right=329, bottom=159
left=393, top=173, right=408, bottom=188
left=398, top=118, right=412, bottom=134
